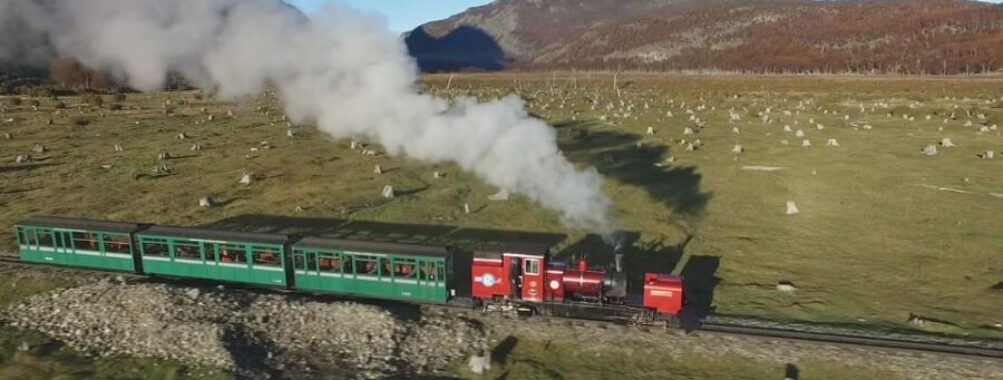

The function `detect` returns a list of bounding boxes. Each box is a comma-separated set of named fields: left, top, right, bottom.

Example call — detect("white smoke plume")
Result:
left=0, top=0, right=614, bottom=234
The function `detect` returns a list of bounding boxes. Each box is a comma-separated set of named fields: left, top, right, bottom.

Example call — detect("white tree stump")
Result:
left=786, top=201, right=800, bottom=215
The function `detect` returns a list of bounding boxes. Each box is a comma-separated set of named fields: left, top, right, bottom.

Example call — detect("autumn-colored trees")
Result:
left=48, top=57, right=109, bottom=89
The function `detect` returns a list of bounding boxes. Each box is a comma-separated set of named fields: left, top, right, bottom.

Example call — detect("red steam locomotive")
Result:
left=470, top=244, right=683, bottom=324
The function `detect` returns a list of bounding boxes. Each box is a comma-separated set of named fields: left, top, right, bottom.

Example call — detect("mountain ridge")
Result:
left=405, top=0, right=1003, bottom=74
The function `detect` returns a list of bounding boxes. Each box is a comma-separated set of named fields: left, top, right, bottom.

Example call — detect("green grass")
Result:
left=1, top=75, right=1002, bottom=376
left=449, top=336, right=900, bottom=380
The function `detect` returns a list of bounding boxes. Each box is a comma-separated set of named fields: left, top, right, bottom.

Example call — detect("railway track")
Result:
left=697, top=321, right=1003, bottom=360
left=2, top=253, right=1002, bottom=360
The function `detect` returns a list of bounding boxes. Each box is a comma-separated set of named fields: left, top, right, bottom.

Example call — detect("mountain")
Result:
left=405, top=0, right=1003, bottom=74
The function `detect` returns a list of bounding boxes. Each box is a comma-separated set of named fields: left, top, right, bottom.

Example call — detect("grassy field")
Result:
left=0, top=74, right=1001, bottom=375
left=451, top=335, right=901, bottom=380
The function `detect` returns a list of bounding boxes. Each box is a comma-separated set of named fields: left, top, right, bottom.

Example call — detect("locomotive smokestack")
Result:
left=614, top=246, right=624, bottom=273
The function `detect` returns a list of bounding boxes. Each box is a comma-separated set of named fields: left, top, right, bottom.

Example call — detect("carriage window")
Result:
left=174, top=241, right=201, bottom=261
left=202, top=243, right=216, bottom=262
left=16, top=228, right=27, bottom=245
left=393, top=258, right=417, bottom=278
left=23, top=229, right=37, bottom=246
left=436, top=262, right=445, bottom=282
left=37, top=231, right=54, bottom=247
left=292, top=250, right=306, bottom=270
left=318, top=253, right=340, bottom=273
left=142, top=239, right=169, bottom=257
left=251, top=247, right=281, bottom=268
left=341, top=255, right=353, bottom=273
left=218, top=244, right=247, bottom=264
left=103, top=234, right=132, bottom=254
left=355, top=255, right=378, bottom=275
left=524, top=259, right=540, bottom=275
left=72, top=232, right=99, bottom=251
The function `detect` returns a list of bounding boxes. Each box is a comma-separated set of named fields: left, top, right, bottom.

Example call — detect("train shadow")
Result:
left=557, top=121, right=712, bottom=218
left=679, top=255, right=721, bottom=332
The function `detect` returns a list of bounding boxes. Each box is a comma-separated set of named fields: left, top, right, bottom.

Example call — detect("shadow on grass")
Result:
left=493, top=336, right=518, bottom=365
left=679, top=255, right=721, bottom=332
left=557, top=120, right=711, bottom=217
left=0, top=163, right=59, bottom=173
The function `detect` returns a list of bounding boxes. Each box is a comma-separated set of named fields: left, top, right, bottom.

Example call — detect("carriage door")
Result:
left=521, top=257, right=543, bottom=302
left=508, top=256, right=522, bottom=299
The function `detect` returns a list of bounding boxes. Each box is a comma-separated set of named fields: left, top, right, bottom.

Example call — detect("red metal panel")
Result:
left=643, top=273, right=684, bottom=316
left=544, top=268, right=565, bottom=300
left=562, top=269, right=604, bottom=297
left=472, top=258, right=509, bottom=299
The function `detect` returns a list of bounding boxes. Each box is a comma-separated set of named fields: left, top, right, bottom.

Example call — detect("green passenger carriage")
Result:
left=13, top=216, right=460, bottom=306
left=15, top=216, right=143, bottom=272
left=136, top=226, right=289, bottom=288
left=291, top=237, right=451, bottom=303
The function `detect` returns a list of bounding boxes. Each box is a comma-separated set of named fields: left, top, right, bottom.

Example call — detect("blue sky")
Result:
left=287, top=0, right=492, bottom=33
left=287, top=0, right=1003, bottom=33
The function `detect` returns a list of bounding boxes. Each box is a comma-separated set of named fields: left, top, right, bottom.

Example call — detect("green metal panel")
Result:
left=291, top=248, right=448, bottom=304
left=138, top=234, right=285, bottom=287
left=15, top=225, right=134, bottom=272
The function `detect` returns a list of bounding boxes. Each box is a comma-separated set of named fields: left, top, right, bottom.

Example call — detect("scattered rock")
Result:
left=382, top=185, right=395, bottom=199
left=922, top=145, right=938, bottom=156
left=488, top=189, right=510, bottom=201
left=157, top=152, right=171, bottom=161
left=373, top=165, right=382, bottom=174
left=776, top=281, right=797, bottom=293
left=199, top=197, right=215, bottom=208
left=732, top=144, right=743, bottom=154
left=15, top=154, right=32, bottom=164
left=826, top=138, right=839, bottom=147
left=742, top=166, right=786, bottom=172
left=940, top=138, right=956, bottom=147
left=0, top=281, right=487, bottom=378
left=32, top=143, right=46, bottom=153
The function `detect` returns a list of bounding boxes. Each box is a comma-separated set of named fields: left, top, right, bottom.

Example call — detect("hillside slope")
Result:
left=405, top=0, right=1003, bottom=74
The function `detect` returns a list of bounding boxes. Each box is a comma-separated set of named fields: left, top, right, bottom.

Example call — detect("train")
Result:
left=13, top=216, right=684, bottom=324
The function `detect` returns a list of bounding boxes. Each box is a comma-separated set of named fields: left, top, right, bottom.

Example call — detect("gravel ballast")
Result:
left=1, top=278, right=486, bottom=379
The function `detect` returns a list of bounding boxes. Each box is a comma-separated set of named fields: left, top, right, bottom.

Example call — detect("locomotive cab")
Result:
left=471, top=243, right=548, bottom=303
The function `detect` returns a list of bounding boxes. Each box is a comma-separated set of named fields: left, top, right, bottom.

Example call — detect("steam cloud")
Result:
left=0, top=0, right=614, bottom=234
